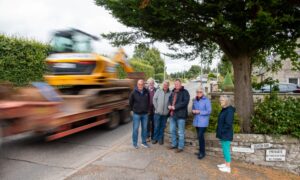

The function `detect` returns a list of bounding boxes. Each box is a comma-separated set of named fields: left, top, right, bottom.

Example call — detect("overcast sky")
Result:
left=0, top=0, right=218, bottom=73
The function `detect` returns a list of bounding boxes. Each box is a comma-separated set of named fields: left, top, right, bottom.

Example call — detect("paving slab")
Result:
left=0, top=158, right=73, bottom=180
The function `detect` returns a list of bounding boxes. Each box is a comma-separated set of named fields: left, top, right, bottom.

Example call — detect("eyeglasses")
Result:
left=196, top=91, right=203, bottom=93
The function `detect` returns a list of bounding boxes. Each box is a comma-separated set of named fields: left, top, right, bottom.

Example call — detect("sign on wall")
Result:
left=232, top=146, right=254, bottom=153
left=266, top=149, right=286, bottom=161
left=251, top=143, right=273, bottom=149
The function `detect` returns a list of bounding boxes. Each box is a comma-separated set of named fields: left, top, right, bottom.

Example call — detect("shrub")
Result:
left=129, top=60, right=154, bottom=79
left=154, top=73, right=164, bottom=83
left=222, top=72, right=234, bottom=92
left=252, top=93, right=300, bottom=138
left=0, top=34, right=50, bottom=86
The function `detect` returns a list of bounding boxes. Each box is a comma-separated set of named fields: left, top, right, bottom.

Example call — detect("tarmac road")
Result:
left=0, top=122, right=132, bottom=180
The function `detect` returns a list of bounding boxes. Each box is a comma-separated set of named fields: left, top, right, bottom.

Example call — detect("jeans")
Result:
left=132, top=113, right=148, bottom=146
left=196, top=127, right=206, bottom=155
left=221, top=140, right=231, bottom=163
left=153, top=114, right=168, bottom=142
left=169, top=116, right=186, bottom=149
left=147, top=113, right=154, bottom=139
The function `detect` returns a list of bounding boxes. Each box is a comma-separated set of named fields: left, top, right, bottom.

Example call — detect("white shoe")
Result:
left=217, top=164, right=226, bottom=168
left=219, top=166, right=231, bottom=173
left=141, top=143, right=150, bottom=148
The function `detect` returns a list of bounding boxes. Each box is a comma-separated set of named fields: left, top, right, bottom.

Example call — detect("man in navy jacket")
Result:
left=129, top=79, right=150, bottom=149
left=168, top=79, right=190, bottom=152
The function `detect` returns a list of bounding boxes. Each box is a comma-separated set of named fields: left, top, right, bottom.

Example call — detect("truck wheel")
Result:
left=120, top=108, right=132, bottom=124
left=106, top=111, right=120, bottom=130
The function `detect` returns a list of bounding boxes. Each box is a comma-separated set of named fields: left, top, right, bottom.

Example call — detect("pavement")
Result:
left=67, top=134, right=300, bottom=180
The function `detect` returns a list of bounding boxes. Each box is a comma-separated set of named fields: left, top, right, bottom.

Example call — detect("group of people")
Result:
left=129, top=78, right=234, bottom=173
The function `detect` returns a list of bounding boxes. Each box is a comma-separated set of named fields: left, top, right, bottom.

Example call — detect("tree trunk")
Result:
left=231, top=56, right=254, bottom=133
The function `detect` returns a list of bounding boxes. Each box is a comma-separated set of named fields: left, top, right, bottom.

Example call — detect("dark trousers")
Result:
left=196, top=127, right=206, bottom=155
left=147, top=113, right=154, bottom=139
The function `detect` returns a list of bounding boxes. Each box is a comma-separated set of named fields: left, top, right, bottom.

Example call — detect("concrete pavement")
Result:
left=67, top=135, right=299, bottom=180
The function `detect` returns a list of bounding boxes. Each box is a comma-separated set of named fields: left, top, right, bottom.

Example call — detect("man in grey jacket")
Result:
left=152, top=80, right=171, bottom=145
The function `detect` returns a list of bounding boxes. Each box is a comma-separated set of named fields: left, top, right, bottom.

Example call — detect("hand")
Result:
left=196, top=110, right=200, bottom=114
left=172, top=106, right=175, bottom=110
left=168, top=105, right=172, bottom=110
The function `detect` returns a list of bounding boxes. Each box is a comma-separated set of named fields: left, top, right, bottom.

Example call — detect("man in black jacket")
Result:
left=129, top=79, right=150, bottom=149
left=168, top=79, right=190, bottom=153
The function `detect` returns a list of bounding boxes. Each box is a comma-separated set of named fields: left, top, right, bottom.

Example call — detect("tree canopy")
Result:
left=96, top=0, right=300, bottom=132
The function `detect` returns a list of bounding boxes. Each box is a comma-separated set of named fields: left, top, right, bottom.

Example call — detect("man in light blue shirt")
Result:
left=192, top=88, right=212, bottom=159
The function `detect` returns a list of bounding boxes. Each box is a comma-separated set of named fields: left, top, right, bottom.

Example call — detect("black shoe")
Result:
left=168, top=146, right=176, bottom=150
left=152, top=140, right=158, bottom=144
left=198, top=153, right=206, bottom=159
left=158, top=140, right=164, bottom=145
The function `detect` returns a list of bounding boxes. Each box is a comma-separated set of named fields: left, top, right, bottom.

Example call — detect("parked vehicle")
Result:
left=254, top=83, right=299, bottom=93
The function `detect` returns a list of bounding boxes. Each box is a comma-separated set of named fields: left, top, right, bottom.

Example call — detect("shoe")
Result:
left=141, top=143, right=150, bottom=148
left=175, top=149, right=183, bottom=153
left=146, top=138, right=151, bottom=142
left=198, top=154, right=205, bottom=159
left=133, top=145, right=139, bottom=149
left=219, top=166, right=231, bottom=173
left=158, top=140, right=164, bottom=145
left=152, top=140, right=158, bottom=144
left=168, top=146, right=177, bottom=150
left=217, top=164, right=226, bottom=168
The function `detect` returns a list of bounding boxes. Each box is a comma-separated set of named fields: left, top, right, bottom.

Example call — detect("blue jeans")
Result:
left=153, top=114, right=168, bottom=141
left=169, top=117, right=186, bottom=149
left=132, top=113, right=148, bottom=146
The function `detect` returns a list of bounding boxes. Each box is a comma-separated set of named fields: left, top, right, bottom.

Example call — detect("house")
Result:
left=253, top=59, right=300, bottom=86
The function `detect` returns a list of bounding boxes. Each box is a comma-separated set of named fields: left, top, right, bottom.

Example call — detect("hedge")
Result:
left=252, top=93, right=300, bottom=138
left=117, top=59, right=154, bottom=79
left=0, top=34, right=50, bottom=86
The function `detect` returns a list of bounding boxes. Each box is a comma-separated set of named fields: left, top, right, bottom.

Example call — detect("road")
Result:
left=0, top=81, right=200, bottom=180
left=0, top=123, right=132, bottom=180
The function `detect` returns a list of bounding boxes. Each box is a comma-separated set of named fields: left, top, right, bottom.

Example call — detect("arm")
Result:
left=174, top=90, right=190, bottom=110
left=129, top=92, right=134, bottom=110
left=223, top=108, right=234, bottom=130
left=153, top=90, right=159, bottom=110
left=200, top=99, right=212, bottom=116
left=192, top=99, right=196, bottom=110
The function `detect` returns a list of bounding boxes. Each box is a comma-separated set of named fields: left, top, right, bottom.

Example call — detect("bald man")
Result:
left=129, top=79, right=150, bottom=149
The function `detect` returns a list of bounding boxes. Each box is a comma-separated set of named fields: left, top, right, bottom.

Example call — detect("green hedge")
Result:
left=252, top=93, right=300, bottom=138
left=117, top=60, right=154, bottom=79
left=0, top=34, right=50, bottom=86
left=154, top=73, right=164, bottom=83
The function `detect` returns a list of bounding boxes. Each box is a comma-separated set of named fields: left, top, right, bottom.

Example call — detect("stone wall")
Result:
left=210, top=92, right=300, bottom=104
left=166, top=131, right=300, bottom=175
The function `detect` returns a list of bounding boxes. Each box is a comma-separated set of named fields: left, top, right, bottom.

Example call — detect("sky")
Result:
left=0, top=0, right=219, bottom=74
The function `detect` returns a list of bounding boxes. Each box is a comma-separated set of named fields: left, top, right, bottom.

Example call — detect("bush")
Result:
left=252, top=93, right=300, bottom=138
left=154, top=73, right=164, bottom=82
left=129, top=60, right=154, bottom=79
left=0, top=34, right=50, bottom=86
left=207, top=100, right=241, bottom=133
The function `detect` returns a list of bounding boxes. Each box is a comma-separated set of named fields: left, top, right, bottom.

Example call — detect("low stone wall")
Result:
left=166, top=131, right=300, bottom=175
left=209, top=92, right=300, bottom=104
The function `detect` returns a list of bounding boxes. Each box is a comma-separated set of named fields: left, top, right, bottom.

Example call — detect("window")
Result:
left=289, top=78, right=298, bottom=85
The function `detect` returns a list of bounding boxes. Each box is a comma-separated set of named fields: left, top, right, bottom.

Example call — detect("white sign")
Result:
left=266, top=149, right=286, bottom=161
left=232, top=146, right=254, bottom=153
left=251, top=143, right=273, bottom=149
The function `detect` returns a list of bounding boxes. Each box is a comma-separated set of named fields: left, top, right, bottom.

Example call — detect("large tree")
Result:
left=96, top=0, right=300, bottom=132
